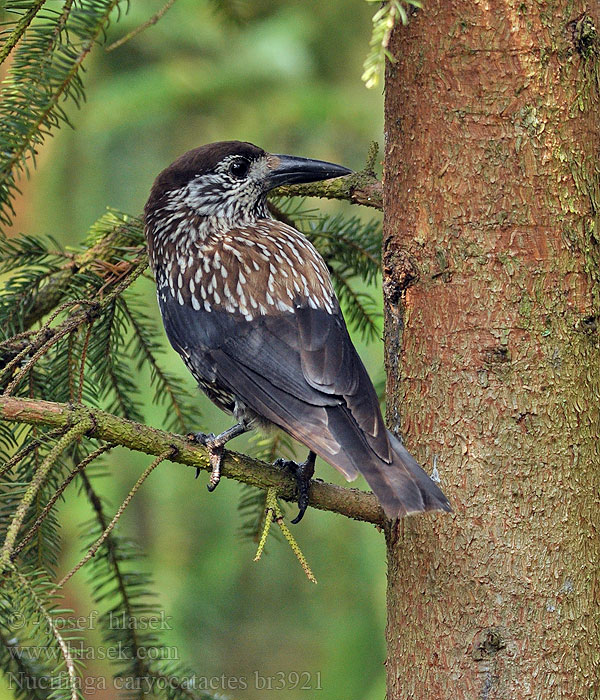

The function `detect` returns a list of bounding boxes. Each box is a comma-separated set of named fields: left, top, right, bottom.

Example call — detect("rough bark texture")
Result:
left=383, top=2, right=600, bottom=698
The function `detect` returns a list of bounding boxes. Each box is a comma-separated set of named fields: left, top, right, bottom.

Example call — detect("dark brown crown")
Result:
left=146, top=141, right=266, bottom=210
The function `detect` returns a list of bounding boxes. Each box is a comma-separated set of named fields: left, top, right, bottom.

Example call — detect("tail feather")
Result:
left=359, top=432, right=451, bottom=519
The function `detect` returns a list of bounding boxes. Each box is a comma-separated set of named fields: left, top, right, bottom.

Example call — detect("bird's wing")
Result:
left=159, top=296, right=391, bottom=480
left=161, top=296, right=451, bottom=516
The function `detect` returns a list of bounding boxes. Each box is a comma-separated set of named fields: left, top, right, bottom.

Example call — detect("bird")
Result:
left=144, top=140, right=451, bottom=523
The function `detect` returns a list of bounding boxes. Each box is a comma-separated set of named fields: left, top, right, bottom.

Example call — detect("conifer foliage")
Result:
left=0, top=3, right=384, bottom=697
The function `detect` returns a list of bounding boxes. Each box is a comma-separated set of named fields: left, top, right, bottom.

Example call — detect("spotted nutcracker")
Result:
left=144, top=141, right=450, bottom=522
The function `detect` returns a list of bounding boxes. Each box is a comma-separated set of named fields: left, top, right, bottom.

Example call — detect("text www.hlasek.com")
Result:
left=7, top=641, right=177, bottom=662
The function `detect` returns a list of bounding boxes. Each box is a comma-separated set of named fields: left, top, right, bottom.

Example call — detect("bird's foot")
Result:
left=187, top=431, right=224, bottom=491
left=274, top=451, right=316, bottom=524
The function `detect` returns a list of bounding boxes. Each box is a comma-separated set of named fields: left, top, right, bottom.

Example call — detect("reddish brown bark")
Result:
left=383, top=2, right=600, bottom=698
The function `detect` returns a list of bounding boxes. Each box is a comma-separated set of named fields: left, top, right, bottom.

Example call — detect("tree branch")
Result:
left=2, top=219, right=145, bottom=345
left=276, top=171, right=382, bottom=210
left=0, top=396, right=385, bottom=526
left=275, top=142, right=383, bottom=210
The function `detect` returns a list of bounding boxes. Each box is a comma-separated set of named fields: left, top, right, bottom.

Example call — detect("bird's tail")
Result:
left=360, top=431, right=451, bottom=519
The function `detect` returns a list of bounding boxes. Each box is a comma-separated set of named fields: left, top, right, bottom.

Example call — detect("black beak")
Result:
left=266, top=154, right=352, bottom=190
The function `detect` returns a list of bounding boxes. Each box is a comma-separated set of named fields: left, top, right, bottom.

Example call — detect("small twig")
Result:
left=50, top=448, right=175, bottom=593
left=106, top=0, right=178, bottom=52
left=253, top=488, right=276, bottom=561
left=254, top=489, right=316, bottom=583
left=275, top=142, right=383, bottom=210
left=0, top=299, right=96, bottom=388
left=0, top=420, right=92, bottom=574
left=11, top=565, right=79, bottom=700
left=67, top=331, right=75, bottom=402
left=12, top=444, right=114, bottom=559
left=77, top=321, right=93, bottom=403
left=0, top=329, right=37, bottom=348
left=1, top=256, right=148, bottom=394
left=0, top=425, right=67, bottom=480
left=276, top=514, right=317, bottom=583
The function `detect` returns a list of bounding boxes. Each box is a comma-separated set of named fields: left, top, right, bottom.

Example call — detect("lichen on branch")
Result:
left=0, top=395, right=385, bottom=526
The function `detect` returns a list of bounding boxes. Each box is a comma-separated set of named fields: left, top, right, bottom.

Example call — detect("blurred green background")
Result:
left=2, top=1, right=387, bottom=698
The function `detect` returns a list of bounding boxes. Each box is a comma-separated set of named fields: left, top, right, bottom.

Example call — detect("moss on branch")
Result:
left=276, top=172, right=383, bottom=210
left=276, top=142, right=383, bottom=210
left=0, top=395, right=385, bottom=526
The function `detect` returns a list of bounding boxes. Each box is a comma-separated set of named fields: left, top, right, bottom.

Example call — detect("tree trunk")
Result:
left=383, top=2, right=600, bottom=698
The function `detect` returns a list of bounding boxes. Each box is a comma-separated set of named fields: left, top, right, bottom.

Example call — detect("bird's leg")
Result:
left=274, top=451, right=316, bottom=524
left=188, top=422, right=249, bottom=491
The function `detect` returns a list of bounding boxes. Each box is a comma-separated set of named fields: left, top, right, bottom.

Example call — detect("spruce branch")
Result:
left=79, top=468, right=154, bottom=693
left=362, top=0, right=421, bottom=89
left=51, top=449, right=172, bottom=594
left=0, top=396, right=386, bottom=526
left=106, top=0, right=179, bottom=52
left=0, top=215, right=145, bottom=351
left=276, top=169, right=382, bottom=210
left=0, top=0, right=125, bottom=225
left=276, top=142, right=382, bottom=209
left=12, top=445, right=114, bottom=560
left=0, top=420, right=92, bottom=575
left=11, top=566, right=79, bottom=700
left=0, top=254, right=148, bottom=392
left=0, top=1, right=46, bottom=65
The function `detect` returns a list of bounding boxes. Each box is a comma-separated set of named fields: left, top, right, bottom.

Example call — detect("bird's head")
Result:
left=144, top=140, right=352, bottom=228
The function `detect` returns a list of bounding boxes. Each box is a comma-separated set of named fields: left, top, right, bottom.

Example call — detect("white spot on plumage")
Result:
left=177, top=290, right=184, bottom=305
left=276, top=299, right=293, bottom=313
left=191, top=295, right=201, bottom=311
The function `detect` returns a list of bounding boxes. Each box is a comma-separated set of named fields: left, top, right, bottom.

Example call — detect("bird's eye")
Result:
left=229, top=158, right=250, bottom=179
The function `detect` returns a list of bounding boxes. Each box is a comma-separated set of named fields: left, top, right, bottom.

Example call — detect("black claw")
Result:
left=190, top=431, right=216, bottom=446
left=195, top=468, right=200, bottom=479
left=206, top=482, right=217, bottom=492
left=291, top=505, right=306, bottom=525
left=274, top=451, right=316, bottom=524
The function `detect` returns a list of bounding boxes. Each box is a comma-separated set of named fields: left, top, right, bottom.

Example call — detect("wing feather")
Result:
left=159, top=297, right=390, bottom=474
left=160, top=296, right=451, bottom=516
